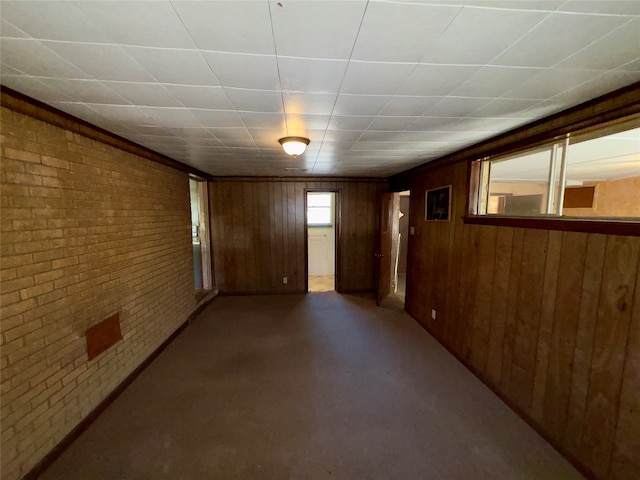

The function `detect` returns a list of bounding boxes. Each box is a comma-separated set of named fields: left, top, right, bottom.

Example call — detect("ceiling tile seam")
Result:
left=463, top=2, right=638, bottom=17
left=549, top=17, right=640, bottom=71
left=167, top=1, right=236, bottom=152
left=306, top=0, right=371, bottom=172
left=267, top=0, right=291, bottom=147
left=364, top=4, right=470, bottom=136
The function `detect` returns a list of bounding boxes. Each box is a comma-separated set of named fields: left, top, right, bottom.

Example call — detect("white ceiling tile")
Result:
left=0, top=1, right=113, bottom=42
left=103, top=82, right=182, bottom=107
left=551, top=70, right=640, bottom=103
left=322, top=130, right=363, bottom=143
left=0, top=39, right=91, bottom=79
left=1, top=20, right=28, bottom=38
left=88, top=104, right=156, bottom=127
left=342, top=62, right=417, bottom=95
left=139, top=108, right=202, bottom=128
left=405, top=116, right=464, bottom=131
left=554, top=19, right=640, bottom=71
left=379, top=96, right=440, bottom=116
left=278, top=57, right=349, bottom=93
left=451, top=66, right=541, bottom=98
left=353, top=2, right=461, bottom=62
left=49, top=102, right=135, bottom=133
left=367, top=116, right=419, bottom=131
left=333, top=94, right=392, bottom=116
left=271, top=0, right=366, bottom=59
left=203, top=52, right=279, bottom=90
left=283, top=92, right=338, bottom=116
left=76, top=1, right=196, bottom=48
left=45, top=42, right=155, bottom=82
left=468, top=99, right=542, bottom=118
left=225, top=88, right=283, bottom=113
left=164, top=85, right=233, bottom=110
left=191, top=110, right=246, bottom=128
left=505, top=68, right=609, bottom=99
left=35, top=79, right=130, bottom=105
left=492, top=13, right=628, bottom=67
left=0, top=75, right=74, bottom=102
left=618, top=58, right=640, bottom=72
left=172, top=1, right=275, bottom=54
left=328, top=116, right=375, bottom=131
left=426, top=97, right=492, bottom=117
left=240, top=113, right=286, bottom=130
left=397, top=64, right=480, bottom=96
left=285, top=114, right=331, bottom=133
left=467, top=1, right=564, bottom=10
left=558, top=1, right=640, bottom=15
left=420, top=7, right=547, bottom=65
left=127, top=47, right=217, bottom=85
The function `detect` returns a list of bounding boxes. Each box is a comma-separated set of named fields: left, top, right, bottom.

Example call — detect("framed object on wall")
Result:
left=425, top=185, right=451, bottom=221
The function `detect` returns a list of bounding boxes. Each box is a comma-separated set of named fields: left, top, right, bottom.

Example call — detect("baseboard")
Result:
left=23, top=294, right=217, bottom=479
left=409, top=314, right=597, bottom=480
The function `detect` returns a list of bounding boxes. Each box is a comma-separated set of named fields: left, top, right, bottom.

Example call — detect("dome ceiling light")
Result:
left=279, top=136, right=310, bottom=158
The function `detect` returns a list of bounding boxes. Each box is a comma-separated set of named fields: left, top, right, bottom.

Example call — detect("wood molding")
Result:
left=464, top=215, right=640, bottom=237
left=0, top=86, right=212, bottom=180
left=22, top=295, right=218, bottom=480
left=389, top=81, right=640, bottom=189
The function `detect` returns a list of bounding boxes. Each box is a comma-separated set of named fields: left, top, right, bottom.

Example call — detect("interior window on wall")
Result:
left=307, top=193, right=333, bottom=227
left=475, top=117, right=640, bottom=219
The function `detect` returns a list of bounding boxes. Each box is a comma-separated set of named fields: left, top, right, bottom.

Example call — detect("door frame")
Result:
left=304, top=188, right=342, bottom=293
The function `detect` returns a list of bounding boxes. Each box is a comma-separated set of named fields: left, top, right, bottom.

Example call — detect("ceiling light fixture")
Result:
left=279, top=136, right=310, bottom=158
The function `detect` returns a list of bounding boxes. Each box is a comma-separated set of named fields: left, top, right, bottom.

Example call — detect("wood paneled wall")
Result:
left=405, top=160, right=640, bottom=480
left=208, top=178, right=385, bottom=294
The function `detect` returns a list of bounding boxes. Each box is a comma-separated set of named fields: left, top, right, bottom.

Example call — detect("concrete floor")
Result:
left=41, top=293, right=584, bottom=480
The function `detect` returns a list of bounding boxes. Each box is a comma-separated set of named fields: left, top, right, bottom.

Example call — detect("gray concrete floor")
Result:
left=41, top=293, right=584, bottom=479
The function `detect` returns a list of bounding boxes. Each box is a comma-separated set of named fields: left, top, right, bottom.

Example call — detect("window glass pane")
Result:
left=308, top=193, right=332, bottom=207
left=308, top=208, right=331, bottom=225
left=562, top=125, right=640, bottom=218
left=487, top=146, right=553, bottom=215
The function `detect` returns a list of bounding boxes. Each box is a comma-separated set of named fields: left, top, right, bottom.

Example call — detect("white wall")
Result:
left=308, top=226, right=335, bottom=275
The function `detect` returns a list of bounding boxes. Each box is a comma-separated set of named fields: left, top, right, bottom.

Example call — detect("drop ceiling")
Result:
left=1, top=0, right=639, bottom=177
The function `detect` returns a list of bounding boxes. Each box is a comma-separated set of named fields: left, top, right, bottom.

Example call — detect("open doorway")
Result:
left=189, top=177, right=212, bottom=292
left=391, top=190, right=410, bottom=303
left=377, top=190, right=410, bottom=307
left=306, top=191, right=336, bottom=292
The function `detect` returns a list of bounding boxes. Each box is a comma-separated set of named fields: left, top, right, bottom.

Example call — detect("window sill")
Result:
left=463, top=215, right=640, bottom=237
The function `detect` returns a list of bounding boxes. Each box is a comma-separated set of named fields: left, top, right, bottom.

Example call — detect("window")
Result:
left=307, top=193, right=333, bottom=227
left=474, top=117, right=640, bottom=220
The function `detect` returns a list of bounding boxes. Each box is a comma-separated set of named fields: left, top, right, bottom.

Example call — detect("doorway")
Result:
left=189, top=177, right=212, bottom=292
left=306, top=191, right=337, bottom=292
left=377, top=190, right=410, bottom=307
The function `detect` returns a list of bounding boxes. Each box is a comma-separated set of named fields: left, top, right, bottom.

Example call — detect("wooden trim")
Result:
left=389, top=81, right=640, bottom=186
left=0, top=86, right=212, bottom=180
left=410, top=315, right=598, bottom=480
left=464, top=215, right=640, bottom=237
left=210, top=176, right=387, bottom=183
left=23, top=295, right=218, bottom=480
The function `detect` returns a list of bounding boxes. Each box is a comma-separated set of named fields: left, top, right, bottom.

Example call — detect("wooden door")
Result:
left=377, top=192, right=394, bottom=305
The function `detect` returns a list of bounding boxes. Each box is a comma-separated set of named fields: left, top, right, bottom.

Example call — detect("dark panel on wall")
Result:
left=209, top=178, right=385, bottom=294
left=405, top=160, right=640, bottom=480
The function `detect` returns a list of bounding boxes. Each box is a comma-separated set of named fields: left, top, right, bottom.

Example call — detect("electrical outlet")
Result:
left=283, top=276, right=288, bottom=284
left=431, top=309, right=436, bottom=320
left=410, top=227, right=415, bottom=235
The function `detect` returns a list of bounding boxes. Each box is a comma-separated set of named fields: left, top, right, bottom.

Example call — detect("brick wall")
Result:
left=1, top=105, right=200, bottom=480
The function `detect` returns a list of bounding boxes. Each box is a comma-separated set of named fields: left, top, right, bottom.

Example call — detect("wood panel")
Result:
left=208, top=179, right=384, bottom=294
left=405, top=159, right=640, bottom=480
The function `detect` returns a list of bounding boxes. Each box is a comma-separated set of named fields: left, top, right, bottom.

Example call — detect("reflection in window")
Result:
left=476, top=118, right=640, bottom=219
